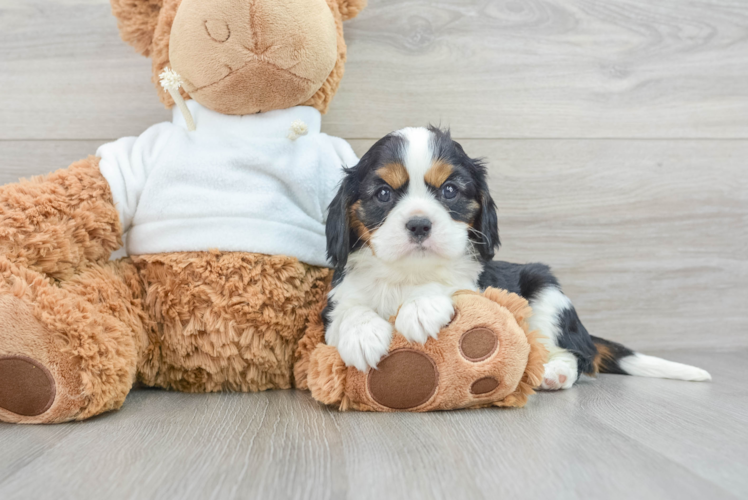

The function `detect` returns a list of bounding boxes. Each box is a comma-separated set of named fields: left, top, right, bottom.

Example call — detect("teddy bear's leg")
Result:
left=0, top=156, right=142, bottom=423
left=0, top=257, right=147, bottom=423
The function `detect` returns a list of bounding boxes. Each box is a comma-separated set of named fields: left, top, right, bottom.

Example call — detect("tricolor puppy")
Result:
left=324, top=126, right=711, bottom=389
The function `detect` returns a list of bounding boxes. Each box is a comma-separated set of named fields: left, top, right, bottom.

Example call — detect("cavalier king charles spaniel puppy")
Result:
left=323, top=126, right=710, bottom=389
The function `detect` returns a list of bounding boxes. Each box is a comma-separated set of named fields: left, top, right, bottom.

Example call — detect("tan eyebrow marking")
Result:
left=424, top=159, right=454, bottom=188
left=377, top=162, right=409, bottom=190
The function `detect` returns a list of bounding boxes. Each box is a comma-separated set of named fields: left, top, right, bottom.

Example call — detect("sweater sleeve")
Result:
left=319, top=135, right=359, bottom=222
left=327, top=135, right=359, bottom=170
left=96, top=123, right=175, bottom=232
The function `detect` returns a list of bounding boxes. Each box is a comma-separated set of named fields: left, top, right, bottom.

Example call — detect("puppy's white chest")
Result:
left=370, top=283, right=424, bottom=318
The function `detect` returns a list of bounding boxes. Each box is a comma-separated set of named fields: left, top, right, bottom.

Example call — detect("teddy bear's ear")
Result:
left=110, top=0, right=164, bottom=57
left=336, top=0, right=367, bottom=21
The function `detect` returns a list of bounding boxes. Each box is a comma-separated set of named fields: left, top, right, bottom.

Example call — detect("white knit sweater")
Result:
left=96, top=101, right=358, bottom=267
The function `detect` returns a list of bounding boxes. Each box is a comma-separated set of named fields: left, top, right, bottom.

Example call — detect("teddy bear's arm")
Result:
left=0, top=156, right=122, bottom=281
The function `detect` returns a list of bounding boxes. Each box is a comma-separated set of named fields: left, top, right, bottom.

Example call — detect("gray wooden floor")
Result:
left=0, top=350, right=746, bottom=499
left=1, top=0, right=747, bottom=498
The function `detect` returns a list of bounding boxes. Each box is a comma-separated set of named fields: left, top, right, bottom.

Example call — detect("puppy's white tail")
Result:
left=618, top=353, right=711, bottom=381
left=591, top=336, right=711, bottom=381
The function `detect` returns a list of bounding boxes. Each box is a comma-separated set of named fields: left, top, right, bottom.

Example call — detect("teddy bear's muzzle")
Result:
left=183, top=58, right=320, bottom=116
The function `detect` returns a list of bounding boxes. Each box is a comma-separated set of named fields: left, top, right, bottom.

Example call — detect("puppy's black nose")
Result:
left=406, top=217, right=432, bottom=241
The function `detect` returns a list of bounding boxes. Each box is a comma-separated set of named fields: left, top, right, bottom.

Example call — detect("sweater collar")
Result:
left=173, top=100, right=322, bottom=137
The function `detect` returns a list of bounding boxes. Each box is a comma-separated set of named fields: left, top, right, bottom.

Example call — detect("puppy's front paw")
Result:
left=395, top=295, right=455, bottom=344
left=337, top=313, right=393, bottom=372
left=539, top=359, right=578, bottom=391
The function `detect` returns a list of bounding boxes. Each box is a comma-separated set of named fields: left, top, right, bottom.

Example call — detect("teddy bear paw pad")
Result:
left=459, top=327, right=499, bottom=362
left=470, top=376, right=500, bottom=395
left=0, top=355, right=56, bottom=417
left=367, top=349, right=438, bottom=410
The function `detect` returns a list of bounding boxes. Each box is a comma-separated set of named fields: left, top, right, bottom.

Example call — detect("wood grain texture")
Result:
left=0, top=350, right=745, bottom=500
left=329, top=0, right=748, bottom=139
left=0, top=141, right=104, bottom=184
left=1, top=0, right=748, bottom=140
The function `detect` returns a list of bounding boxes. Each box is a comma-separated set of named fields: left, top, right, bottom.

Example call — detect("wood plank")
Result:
left=1, top=0, right=748, bottom=140
left=0, top=390, right=347, bottom=499
left=0, top=349, right=744, bottom=499
left=0, top=0, right=170, bottom=140
left=328, top=0, right=748, bottom=139
left=1, top=138, right=746, bottom=350
left=585, top=349, right=748, bottom=497
left=0, top=141, right=104, bottom=184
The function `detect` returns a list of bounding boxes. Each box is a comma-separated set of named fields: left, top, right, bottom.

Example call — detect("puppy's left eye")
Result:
left=376, top=187, right=392, bottom=203
left=441, top=183, right=458, bottom=200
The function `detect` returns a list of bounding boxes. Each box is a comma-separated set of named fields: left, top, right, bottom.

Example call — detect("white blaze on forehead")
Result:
left=395, top=127, right=434, bottom=197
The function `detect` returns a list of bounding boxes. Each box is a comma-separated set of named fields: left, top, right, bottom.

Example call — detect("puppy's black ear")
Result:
left=470, top=159, right=501, bottom=261
left=326, top=168, right=356, bottom=270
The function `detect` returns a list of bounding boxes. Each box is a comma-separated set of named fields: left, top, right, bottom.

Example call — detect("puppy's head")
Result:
left=327, top=126, right=499, bottom=270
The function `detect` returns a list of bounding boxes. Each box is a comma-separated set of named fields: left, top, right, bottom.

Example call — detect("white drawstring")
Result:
left=159, top=67, right=196, bottom=132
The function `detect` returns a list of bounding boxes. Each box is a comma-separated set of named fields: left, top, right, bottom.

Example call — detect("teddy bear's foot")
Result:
left=0, top=294, right=88, bottom=424
left=363, top=328, right=509, bottom=410
left=0, top=259, right=145, bottom=424
left=304, top=289, right=549, bottom=412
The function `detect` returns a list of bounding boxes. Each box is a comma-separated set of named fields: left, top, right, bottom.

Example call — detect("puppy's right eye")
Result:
left=376, top=187, right=392, bottom=203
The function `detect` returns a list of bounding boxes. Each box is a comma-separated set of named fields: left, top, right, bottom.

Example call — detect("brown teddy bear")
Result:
left=0, top=0, right=366, bottom=424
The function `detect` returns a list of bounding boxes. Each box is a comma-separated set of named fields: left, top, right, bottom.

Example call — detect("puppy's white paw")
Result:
left=337, top=313, right=393, bottom=372
left=539, top=359, right=578, bottom=391
left=395, top=295, right=455, bottom=344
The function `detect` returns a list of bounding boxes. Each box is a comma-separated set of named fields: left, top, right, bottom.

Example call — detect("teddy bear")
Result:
left=0, top=0, right=367, bottom=424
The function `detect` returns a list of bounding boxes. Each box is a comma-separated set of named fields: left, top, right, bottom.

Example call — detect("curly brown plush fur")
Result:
left=132, top=251, right=331, bottom=392
left=293, top=291, right=329, bottom=391
left=0, top=157, right=121, bottom=280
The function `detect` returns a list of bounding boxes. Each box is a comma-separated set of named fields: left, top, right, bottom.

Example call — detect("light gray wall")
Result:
left=1, top=0, right=746, bottom=350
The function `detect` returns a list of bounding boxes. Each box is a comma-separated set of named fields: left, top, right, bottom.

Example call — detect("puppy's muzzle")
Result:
left=406, top=217, right=432, bottom=243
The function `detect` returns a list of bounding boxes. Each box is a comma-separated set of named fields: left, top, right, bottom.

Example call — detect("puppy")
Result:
left=324, top=126, right=711, bottom=389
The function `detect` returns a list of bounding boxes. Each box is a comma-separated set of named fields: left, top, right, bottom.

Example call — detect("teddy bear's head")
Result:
left=111, top=0, right=366, bottom=114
